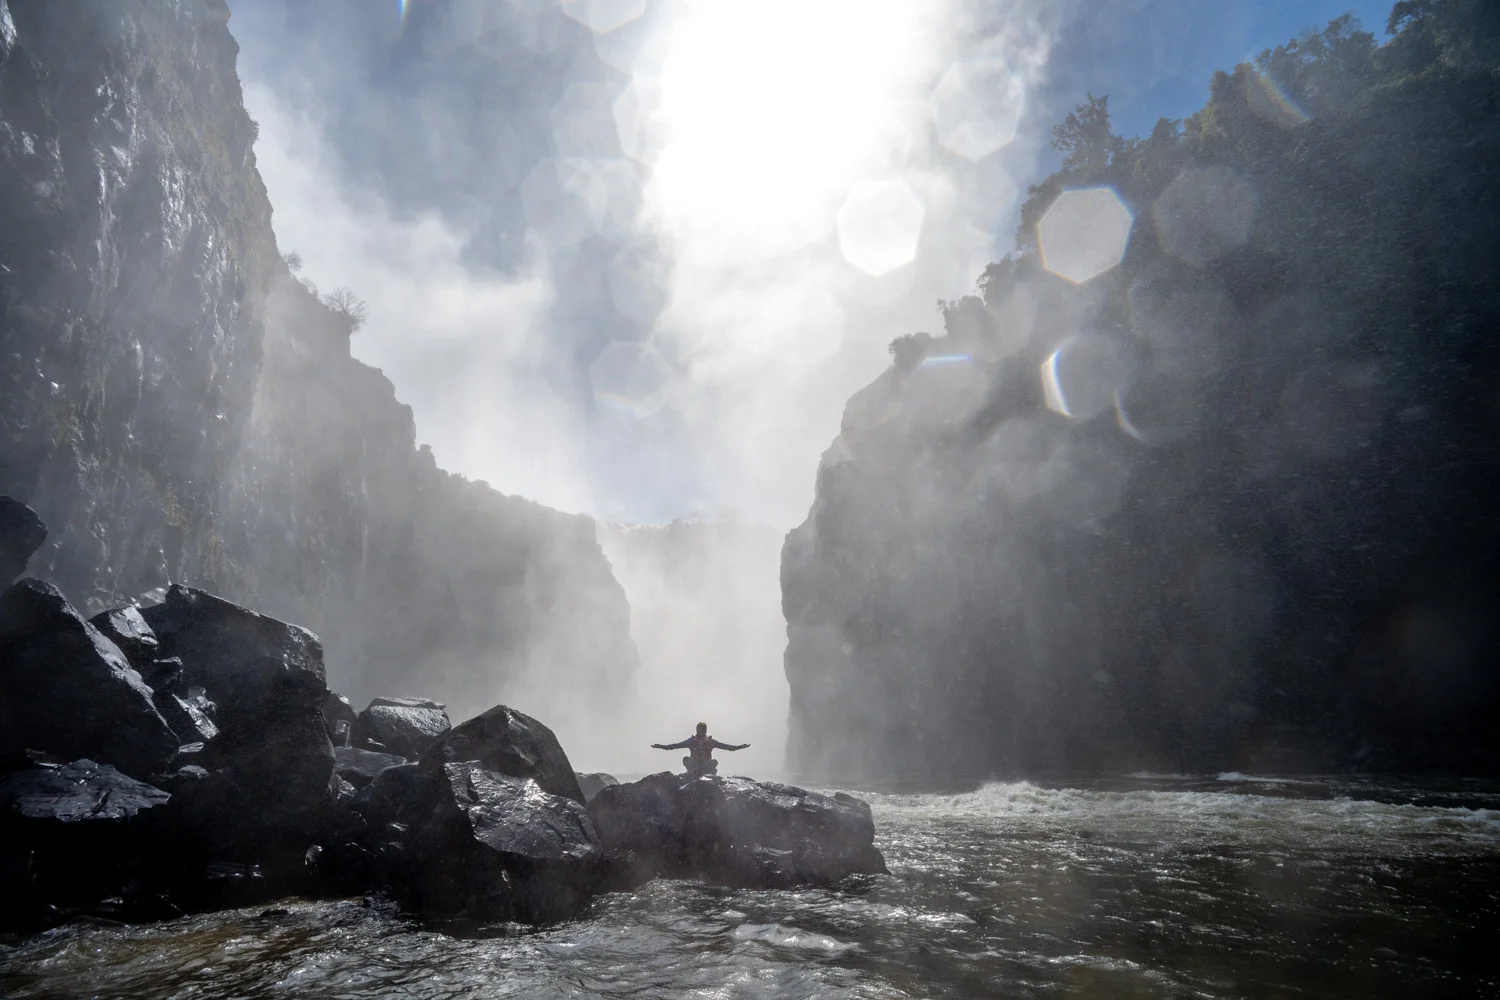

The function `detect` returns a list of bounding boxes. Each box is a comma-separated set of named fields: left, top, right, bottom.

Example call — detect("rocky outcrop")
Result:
left=589, top=772, right=887, bottom=888
left=783, top=79, right=1500, bottom=778
left=0, top=3, right=638, bottom=726
left=421, top=704, right=585, bottom=804
left=346, top=762, right=621, bottom=925
left=0, top=579, right=179, bottom=776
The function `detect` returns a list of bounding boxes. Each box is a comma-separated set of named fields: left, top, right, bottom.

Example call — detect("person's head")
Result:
left=696, top=722, right=707, bottom=736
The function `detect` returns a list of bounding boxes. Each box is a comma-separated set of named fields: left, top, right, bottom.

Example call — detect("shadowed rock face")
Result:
left=588, top=773, right=887, bottom=888
left=782, top=54, right=1500, bottom=779
left=422, top=705, right=585, bottom=804
left=0, top=498, right=46, bottom=583
left=0, top=2, right=638, bottom=726
left=0, top=579, right=179, bottom=777
left=355, top=697, right=450, bottom=759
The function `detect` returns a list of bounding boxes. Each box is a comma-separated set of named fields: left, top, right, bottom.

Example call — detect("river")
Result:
left=3, top=774, right=1496, bottom=999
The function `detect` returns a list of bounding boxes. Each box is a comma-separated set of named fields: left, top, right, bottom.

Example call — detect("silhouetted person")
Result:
left=652, top=722, right=749, bottom=777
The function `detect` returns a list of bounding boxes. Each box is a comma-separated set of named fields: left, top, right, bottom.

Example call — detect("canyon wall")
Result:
left=783, top=17, right=1500, bottom=778
left=0, top=0, right=638, bottom=736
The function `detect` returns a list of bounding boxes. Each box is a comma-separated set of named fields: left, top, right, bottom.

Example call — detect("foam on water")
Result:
left=857, top=780, right=1500, bottom=857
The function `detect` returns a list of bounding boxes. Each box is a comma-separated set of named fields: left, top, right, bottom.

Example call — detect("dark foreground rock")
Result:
left=0, top=760, right=174, bottom=928
left=356, top=697, right=450, bottom=758
left=335, top=760, right=625, bottom=924
left=589, top=773, right=887, bottom=888
left=0, top=497, right=46, bottom=584
left=0, top=572, right=887, bottom=930
left=422, top=705, right=585, bottom=803
left=576, top=772, right=619, bottom=804
left=0, top=580, right=181, bottom=777
left=142, top=585, right=334, bottom=816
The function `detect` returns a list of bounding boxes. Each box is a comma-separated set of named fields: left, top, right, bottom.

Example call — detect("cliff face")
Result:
left=0, top=0, right=637, bottom=731
left=783, top=29, right=1500, bottom=778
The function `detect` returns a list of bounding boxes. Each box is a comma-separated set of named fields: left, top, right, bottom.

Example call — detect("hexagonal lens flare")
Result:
left=1038, top=187, right=1134, bottom=284
left=932, top=58, right=1025, bottom=160
left=561, top=0, right=646, bottom=35
left=836, top=180, right=925, bottom=277
left=1153, top=166, right=1256, bottom=267
left=1041, top=336, right=1132, bottom=421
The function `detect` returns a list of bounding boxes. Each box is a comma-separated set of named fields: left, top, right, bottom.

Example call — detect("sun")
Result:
left=647, top=1, right=933, bottom=258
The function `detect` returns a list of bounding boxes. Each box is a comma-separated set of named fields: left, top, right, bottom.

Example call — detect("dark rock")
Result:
left=355, top=697, right=450, bottom=759
left=141, top=656, right=185, bottom=692
left=0, top=759, right=171, bottom=822
left=0, top=580, right=180, bottom=777
left=0, top=497, right=46, bottom=584
left=589, top=773, right=887, bottom=889
left=156, top=689, right=220, bottom=747
left=141, top=585, right=333, bottom=818
left=576, top=772, right=619, bottom=804
left=323, top=691, right=358, bottom=747
left=141, top=585, right=327, bottom=725
left=0, top=760, right=172, bottom=927
left=372, top=762, right=621, bottom=923
left=421, top=705, right=584, bottom=804
left=334, top=746, right=406, bottom=789
left=88, top=606, right=159, bottom=671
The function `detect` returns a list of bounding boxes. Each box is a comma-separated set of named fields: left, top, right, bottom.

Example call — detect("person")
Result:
left=651, top=722, right=750, bottom=777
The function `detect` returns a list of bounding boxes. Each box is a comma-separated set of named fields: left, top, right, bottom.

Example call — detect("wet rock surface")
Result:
left=0, top=498, right=45, bottom=584
left=0, top=579, right=180, bottom=778
left=589, top=772, right=888, bottom=889
left=355, top=697, right=450, bottom=759
left=422, top=705, right=585, bottom=804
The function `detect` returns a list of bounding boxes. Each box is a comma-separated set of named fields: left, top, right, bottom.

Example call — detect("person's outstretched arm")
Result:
left=712, top=739, right=751, bottom=751
left=652, top=737, right=692, bottom=750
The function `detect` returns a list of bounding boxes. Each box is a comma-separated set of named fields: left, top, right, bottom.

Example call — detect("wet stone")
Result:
left=0, top=496, right=46, bottom=584
left=355, top=697, right=450, bottom=759
left=421, top=704, right=584, bottom=804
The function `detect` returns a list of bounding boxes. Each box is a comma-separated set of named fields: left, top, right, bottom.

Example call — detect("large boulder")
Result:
left=420, top=705, right=584, bottom=803
left=355, top=697, right=450, bottom=758
left=0, top=497, right=46, bottom=584
left=0, top=760, right=173, bottom=928
left=356, top=761, right=620, bottom=923
left=141, top=585, right=327, bottom=725
left=0, top=580, right=181, bottom=777
left=576, top=771, right=619, bottom=804
left=141, top=585, right=333, bottom=809
left=139, top=586, right=335, bottom=868
left=589, top=773, right=888, bottom=889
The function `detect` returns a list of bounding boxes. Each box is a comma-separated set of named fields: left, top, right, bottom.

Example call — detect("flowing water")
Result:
left=3, top=774, right=1497, bottom=999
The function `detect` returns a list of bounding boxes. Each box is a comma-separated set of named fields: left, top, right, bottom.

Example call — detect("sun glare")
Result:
left=649, top=1, right=931, bottom=257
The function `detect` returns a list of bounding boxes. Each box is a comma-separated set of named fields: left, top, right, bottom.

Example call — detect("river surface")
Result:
left=3, top=774, right=1497, bottom=999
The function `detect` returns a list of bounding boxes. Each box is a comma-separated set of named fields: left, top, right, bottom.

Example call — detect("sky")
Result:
left=228, top=0, right=1398, bottom=528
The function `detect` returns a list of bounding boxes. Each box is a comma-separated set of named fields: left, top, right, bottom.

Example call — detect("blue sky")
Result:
left=1053, top=0, right=1396, bottom=142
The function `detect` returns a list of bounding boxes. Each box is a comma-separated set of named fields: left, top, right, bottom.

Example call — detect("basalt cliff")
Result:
left=0, top=0, right=637, bottom=728
left=783, top=13, right=1500, bottom=778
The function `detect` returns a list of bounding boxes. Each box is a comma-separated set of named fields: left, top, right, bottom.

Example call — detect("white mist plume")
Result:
left=244, top=82, right=593, bottom=516
left=235, top=0, right=1069, bottom=771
